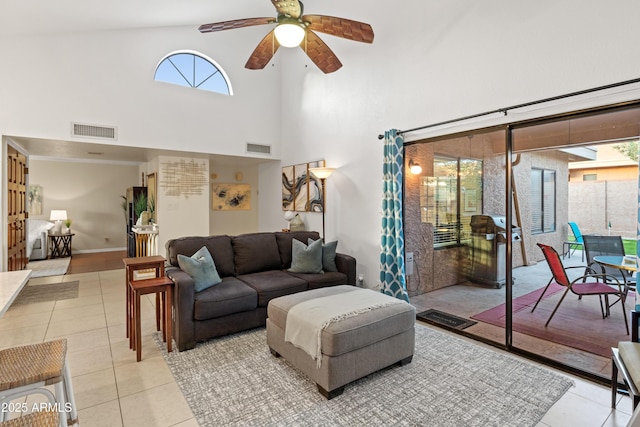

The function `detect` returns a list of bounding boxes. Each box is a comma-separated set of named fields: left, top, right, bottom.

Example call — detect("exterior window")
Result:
left=421, top=157, right=483, bottom=248
left=531, top=168, right=556, bottom=234
left=154, top=51, right=232, bottom=95
left=583, top=173, right=597, bottom=181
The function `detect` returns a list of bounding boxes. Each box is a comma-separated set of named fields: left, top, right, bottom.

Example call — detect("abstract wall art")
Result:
left=282, top=160, right=325, bottom=212
left=212, top=183, right=251, bottom=211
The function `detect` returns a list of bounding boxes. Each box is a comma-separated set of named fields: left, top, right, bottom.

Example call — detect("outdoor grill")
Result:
left=468, top=214, right=521, bottom=288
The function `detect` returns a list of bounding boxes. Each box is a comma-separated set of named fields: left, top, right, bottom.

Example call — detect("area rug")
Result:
left=416, top=309, right=477, bottom=330
left=472, top=282, right=631, bottom=357
left=156, top=324, right=573, bottom=426
left=26, top=257, right=70, bottom=278
left=13, top=281, right=79, bottom=305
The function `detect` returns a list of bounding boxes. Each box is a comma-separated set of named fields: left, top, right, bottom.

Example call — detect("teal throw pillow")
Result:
left=309, top=238, right=338, bottom=272
left=288, top=238, right=323, bottom=274
left=177, top=246, right=222, bottom=292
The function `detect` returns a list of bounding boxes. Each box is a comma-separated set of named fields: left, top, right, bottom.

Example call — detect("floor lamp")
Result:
left=309, top=167, right=335, bottom=240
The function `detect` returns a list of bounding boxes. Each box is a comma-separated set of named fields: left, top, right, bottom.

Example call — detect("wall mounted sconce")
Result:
left=408, top=160, right=422, bottom=175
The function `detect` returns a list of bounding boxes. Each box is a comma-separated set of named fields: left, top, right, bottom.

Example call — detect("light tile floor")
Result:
left=0, top=268, right=635, bottom=426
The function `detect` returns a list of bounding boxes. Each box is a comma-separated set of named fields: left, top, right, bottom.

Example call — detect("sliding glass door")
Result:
left=407, top=102, right=640, bottom=381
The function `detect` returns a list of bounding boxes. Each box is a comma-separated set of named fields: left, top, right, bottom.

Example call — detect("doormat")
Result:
left=416, top=309, right=477, bottom=330
left=13, top=281, right=79, bottom=305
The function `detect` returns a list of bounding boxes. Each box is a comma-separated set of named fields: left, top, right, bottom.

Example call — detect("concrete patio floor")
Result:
left=409, top=249, right=634, bottom=380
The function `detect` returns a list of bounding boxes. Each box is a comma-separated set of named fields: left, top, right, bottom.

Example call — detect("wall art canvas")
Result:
left=282, top=160, right=326, bottom=212
left=28, top=185, right=42, bottom=215
left=282, top=166, right=294, bottom=211
left=308, top=160, right=323, bottom=212
left=212, top=184, right=251, bottom=211
left=293, top=163, right=308, bottom=212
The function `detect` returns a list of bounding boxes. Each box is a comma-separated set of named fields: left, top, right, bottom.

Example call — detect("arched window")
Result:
left=154, top=51, right=232, bottom=95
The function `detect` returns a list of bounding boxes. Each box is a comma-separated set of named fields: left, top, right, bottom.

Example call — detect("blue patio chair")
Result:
left=563, top=222, right=585, bottom=262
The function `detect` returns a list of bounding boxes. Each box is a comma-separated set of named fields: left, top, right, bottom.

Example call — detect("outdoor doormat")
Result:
left=416, top=309, right=477, bottom=330
left=13, top=281, right=79, bottom=305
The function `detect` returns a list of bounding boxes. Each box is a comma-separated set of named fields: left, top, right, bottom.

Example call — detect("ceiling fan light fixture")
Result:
left=274, top=21, right=305, bottom=47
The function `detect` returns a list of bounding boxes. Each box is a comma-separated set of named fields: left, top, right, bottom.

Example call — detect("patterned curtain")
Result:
left=636, top=143, right=640, bottom=311
left=380, top=129, right=410, bottom=302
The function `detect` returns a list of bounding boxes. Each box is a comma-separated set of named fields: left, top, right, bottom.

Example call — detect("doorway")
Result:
left=7, top=145, right=28, bottom=271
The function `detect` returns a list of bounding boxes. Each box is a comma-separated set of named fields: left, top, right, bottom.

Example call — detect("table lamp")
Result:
left=50, top=210, right=67, bottom=234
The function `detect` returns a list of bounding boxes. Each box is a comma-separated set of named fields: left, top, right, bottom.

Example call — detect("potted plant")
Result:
left=133, top=193, right=148, bottom=225
left=148, top=194, right=156, bottom=225
left=64, top=218, right=72, bottom=233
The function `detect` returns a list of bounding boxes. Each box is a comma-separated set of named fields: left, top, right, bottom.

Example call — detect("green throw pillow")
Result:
left=177, top=246, right=222, bottom=292
left=288, top=238, right=323, bottom=274
left=309, top=238, right=338, bottom=272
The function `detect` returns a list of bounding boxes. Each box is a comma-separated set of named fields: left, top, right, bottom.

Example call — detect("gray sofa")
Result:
left=165, top=231, right=357, bottom=351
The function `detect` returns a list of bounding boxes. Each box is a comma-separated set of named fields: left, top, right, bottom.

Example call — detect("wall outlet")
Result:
left=406, top=252, right=414, bottom=276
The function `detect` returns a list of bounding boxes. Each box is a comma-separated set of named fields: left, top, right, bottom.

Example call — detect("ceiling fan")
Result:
left=198, top=0, right=374, bottom=74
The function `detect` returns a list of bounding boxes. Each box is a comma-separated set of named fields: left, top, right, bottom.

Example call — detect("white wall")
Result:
left=209, top=161, right=263, bottom=236
left=0, top=25, right=281, bottom=157
left=262, top=0, right=640, bottom=289
left=155, top=156, right=210, bottom=255
left=28, top=158, right=140, bottom=252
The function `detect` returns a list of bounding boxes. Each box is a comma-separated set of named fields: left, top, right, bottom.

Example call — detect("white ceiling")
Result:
left=1, top=0, right=297, bottom=165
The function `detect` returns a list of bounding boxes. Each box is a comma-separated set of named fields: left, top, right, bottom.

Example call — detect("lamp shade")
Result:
left=274, top=22, right=305, bottom=48
left=309, top=167, right=335, bottom=180
left=49, top=210, right=68, bottom=221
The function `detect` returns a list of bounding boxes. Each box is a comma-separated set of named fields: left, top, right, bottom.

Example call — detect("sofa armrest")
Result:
left=166, top=267, right=197, bottom=351
left=335, top=253, right=356, bottom=285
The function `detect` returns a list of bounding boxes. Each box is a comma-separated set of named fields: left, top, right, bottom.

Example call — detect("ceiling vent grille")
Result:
left=71, top=122, right=117, bottom=140
left=246, top=143, right=271, bottom=155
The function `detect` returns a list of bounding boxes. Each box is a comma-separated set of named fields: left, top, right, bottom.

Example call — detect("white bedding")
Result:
left=284, top=288, right=404, bottom=367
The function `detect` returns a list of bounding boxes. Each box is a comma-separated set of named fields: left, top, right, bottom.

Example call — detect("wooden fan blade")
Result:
left=302, top=31, right=342, bottom=73
left=271, top=0, right=302, bottom=19
left=245, top=30, right=281, bottom=70
left=199, top=17, right=275, bottom=33
left=304, top=15, right=374, bottom=43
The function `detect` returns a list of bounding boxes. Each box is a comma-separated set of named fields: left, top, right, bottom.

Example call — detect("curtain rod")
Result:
left=377, top=77, right=640, bottom=140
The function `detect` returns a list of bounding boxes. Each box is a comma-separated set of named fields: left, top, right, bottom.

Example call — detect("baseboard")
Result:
left=74, top=247, right=127, bottom=254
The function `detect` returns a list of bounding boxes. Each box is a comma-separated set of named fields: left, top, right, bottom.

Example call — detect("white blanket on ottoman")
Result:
left=284, top=288, right=404, bottom=367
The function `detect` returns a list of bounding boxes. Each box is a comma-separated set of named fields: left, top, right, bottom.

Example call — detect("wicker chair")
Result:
left=0, top=339, right=78, bottom=426
left=0, top=410, right=59, bottom=427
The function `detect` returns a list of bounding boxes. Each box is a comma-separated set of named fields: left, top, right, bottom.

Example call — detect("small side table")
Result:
left=48, top=232, right=74, bottom=258
left=122, top=256, right=171, bottom=361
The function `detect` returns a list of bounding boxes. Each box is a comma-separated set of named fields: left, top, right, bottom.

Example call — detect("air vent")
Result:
left=71, top=122, right=117, bottom=140
left=246, top=143, right=271, bottom=155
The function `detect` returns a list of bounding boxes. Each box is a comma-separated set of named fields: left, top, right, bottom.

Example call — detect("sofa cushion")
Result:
left=193, top=277, right=257, bottom=321
left=289, top=239, right=323, bottom=274
left=232, top=233, right=282, bottom=275
left=237, top=271, right=308, bottom=307
left=287, top=271, right=348, bottom=290
left=275, top=231, right=321, bottom=268
left=309, top=238, right=338, bottom=272
left=177, top=246, right=222, bottom=292
left=166, top=235, right=235, bottom=277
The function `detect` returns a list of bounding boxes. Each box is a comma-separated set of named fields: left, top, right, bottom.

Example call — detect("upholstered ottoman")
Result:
left=266, top=285, right=415, bottom=399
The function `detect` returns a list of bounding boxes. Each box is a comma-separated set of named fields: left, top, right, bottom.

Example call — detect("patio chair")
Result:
left=583, top=235, right=636, bottom=290
left=535, top=243, right=629, bottom=335
left=563, top=222, right=585, bottom=261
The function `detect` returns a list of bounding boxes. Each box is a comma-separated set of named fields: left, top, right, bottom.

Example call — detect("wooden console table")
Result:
left=132, top=227, right=159, bottom=257
left=48, top=232, right=74, bottom=258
